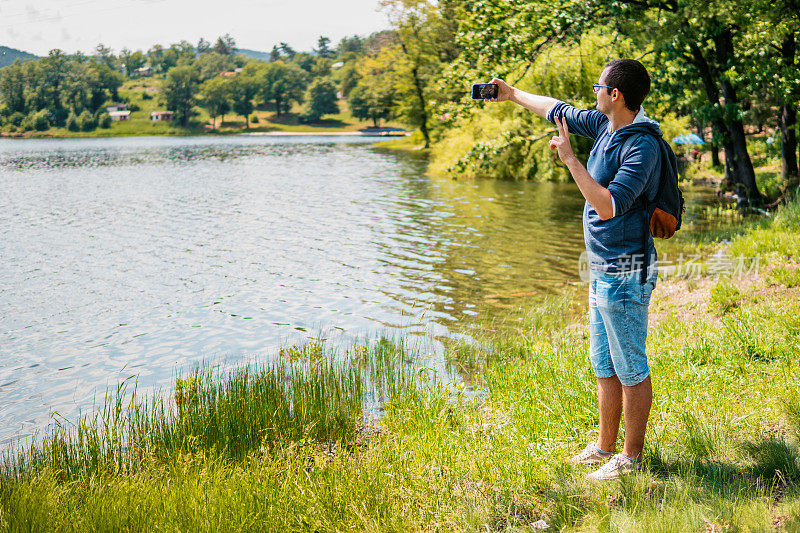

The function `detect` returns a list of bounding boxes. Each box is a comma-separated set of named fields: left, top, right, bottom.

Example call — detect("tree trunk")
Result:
left=710, top=141, right=721, bottom=168
left=688, top=42, right=736, bottom=186
left=780, top=102, right=799, bottom=188
left=399, top=40, right=430, bottom=149
left=779, top=33, right=798, bottom=191
left=688, top=36, right=762, bottom=202
left=714, top=29, right=762, bottom=203
left=719, top=78, right=761, bottom=202
left=410, top=64, right=430, bottom=148
left=245, top=114, right=249, bottom=129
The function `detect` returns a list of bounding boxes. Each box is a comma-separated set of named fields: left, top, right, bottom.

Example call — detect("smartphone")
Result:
left=471, top=83, right=498, bottom=100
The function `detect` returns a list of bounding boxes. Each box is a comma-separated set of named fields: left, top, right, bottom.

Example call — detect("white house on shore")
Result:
left=106, top=104, right=131, bottom=121
left=150, top=111, right=174, bottom=122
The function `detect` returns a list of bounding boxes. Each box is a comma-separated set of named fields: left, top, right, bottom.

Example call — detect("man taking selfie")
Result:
left=486, top=59, right=661, bottom=480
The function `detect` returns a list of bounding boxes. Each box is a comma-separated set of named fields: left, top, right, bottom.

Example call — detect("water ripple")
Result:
left=0, top=135, right=586, bottom=444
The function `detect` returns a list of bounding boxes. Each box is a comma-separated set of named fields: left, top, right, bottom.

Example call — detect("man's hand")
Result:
left=482, top=78, right=558, bottom=118
left=486, top=78, right=514, bottom=102
left=549, top=116, right=576, bottom=164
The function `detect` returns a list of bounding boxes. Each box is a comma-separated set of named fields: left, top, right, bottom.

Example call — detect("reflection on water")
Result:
left=0, top=135, right=588, bottom=444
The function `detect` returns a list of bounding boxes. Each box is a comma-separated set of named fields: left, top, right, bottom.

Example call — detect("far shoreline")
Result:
left=0, top=130, right=411, bottom=141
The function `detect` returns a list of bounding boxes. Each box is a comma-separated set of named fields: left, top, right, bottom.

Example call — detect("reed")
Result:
left=1, top=339, right=419, bottom=483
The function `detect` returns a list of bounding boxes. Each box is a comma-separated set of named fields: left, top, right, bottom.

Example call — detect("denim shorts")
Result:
left=588, top=267, right=657, bottom=386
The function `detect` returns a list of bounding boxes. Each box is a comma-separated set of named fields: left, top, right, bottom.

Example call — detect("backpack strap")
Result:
left=617, top=132, right=653, bottom=283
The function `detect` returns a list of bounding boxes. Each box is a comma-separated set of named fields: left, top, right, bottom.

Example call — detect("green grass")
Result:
left=709, top=277, right=742, bottom=314
left=3, top=199, right=800, bottom=531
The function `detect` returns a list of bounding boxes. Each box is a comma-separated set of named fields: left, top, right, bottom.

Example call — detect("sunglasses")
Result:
left=592, top=84, right=615, bottom=94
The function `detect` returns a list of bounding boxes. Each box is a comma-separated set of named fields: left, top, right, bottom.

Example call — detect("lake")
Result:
left=0, top=134, right=591, bottom=444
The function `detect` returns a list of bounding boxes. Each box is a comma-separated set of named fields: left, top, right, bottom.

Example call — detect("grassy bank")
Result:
left=2, top=199, right=800, bottom=531
left=3, top=76, right=409, bottom=140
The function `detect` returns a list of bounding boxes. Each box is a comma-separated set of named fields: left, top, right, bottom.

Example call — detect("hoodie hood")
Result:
left=608, top=106, right=662, bottom=143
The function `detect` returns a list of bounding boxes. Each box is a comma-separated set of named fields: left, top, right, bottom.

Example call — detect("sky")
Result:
left=0, top=0, right=390, bottom=56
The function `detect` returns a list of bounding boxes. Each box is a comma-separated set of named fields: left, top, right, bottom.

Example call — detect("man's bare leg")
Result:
left=621, top=376, right=652, bottom=460
left=597, top=375, right=622, bottom=452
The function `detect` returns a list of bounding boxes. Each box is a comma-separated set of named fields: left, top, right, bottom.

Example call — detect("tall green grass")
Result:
left=1, top=339, right=419, bottom=484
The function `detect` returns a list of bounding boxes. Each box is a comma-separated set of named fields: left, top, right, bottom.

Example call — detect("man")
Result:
left=487, top=59, right=661, bottom=480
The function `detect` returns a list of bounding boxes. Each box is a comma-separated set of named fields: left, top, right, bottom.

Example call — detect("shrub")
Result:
left=8, top=111, right=25, bottom=126
left=66, top=112, right=80, bottom=132
left=19, top=110, right=51, bottom=131
left=250, top=114, right=259, bottom=124
left=79, top=110, right=97, bottom=132
left=98, top=112, right=112, bottom=129
left=19, top=116, right=34, bottom=131
left=300, top=78, right=339, bottom=123
left=141, top=92, right=153, bottom=100
left=20, top=109, right=54, bottom=131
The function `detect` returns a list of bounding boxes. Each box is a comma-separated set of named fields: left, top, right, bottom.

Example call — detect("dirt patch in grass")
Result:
left=649, top=260, right=800, bottom=328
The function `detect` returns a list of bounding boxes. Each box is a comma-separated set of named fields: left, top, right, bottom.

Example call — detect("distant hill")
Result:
left=0, top=46, right=38, bottom=68
left=236, top=48, right=272, bottom=62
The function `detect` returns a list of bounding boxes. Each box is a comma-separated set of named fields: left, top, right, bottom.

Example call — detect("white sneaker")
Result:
left=587, top=453, right=640, bottom=480
left=570, top=443, right=613, bottom=465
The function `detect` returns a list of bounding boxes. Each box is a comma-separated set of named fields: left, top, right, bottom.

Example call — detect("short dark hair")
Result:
left=603, top=59, right=651, bottom=112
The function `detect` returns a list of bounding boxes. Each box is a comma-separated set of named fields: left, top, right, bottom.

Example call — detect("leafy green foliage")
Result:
left=348, top=81, right=394, bottom=127
left=163, top=65, right=200, bottom=127
left=0, top=50, right=121, bottom=130
left=255, top=61, right=308, bottom=115
left=199, top=76, right=232, bottom=129
left=300, top=78, right=339, bottom=123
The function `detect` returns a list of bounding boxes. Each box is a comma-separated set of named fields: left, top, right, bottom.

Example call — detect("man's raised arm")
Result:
left=487, top=78, right=558, bottom=119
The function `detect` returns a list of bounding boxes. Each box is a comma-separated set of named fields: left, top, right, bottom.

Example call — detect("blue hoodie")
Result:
left=547, top=101, right=662, bottom=273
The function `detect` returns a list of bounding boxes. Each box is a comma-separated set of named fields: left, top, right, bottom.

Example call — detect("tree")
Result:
left=338, top=63, right=361, bottom=97
left=292, top=52, right=317, bottom=73
left=650, top=11, right=764, bottom=201
left=743, top=0, right=799, bottom=192
left=61, top=62, right=95, bottom=114
left=338, top=35, right=364, bottom=55
left=301, top=78, right=339, bottom=122
left=279, top=42, right=296, bottom=60
left=148, top=44, right=166, bottom=73
left=348, top=82, right=394, bottom=127
left=119, top=48, right=146, bottom=77
left=213, top=34, right=237, bottom=56
left=94, top=43, right=117, bottom=69
left=195, top=52, right=235, bottom=81
left=257, top=61, right=307, bottom=114
left=229, top=75, right=258, bottom=128
left=89, top=61, right=124, bottom=104
left=316, top=36, right=334, bottom=58
left=311, top=58, right=332, bottom=78
left=34, top=50, right=71, bottom=127
left=270, top=46, right=281, bottom=62
left=199, top=77, right=232, bottom=130
left=379, top=0, right=463, bottom=148
left=197, top=38, right=211, bottom=55
left=0, top=60, right=26, bottom=114
left=163, top=65, right=200, bottom=126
